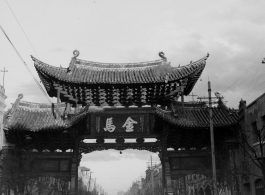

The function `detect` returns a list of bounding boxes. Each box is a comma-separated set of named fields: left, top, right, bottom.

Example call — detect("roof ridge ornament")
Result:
left=159, top=52, right=167, bottom=62
left=7, top=94, right=23, bottom=121
left=67, top=50, right=80, bottom=73
left=73, top=50, right=80, bottom=58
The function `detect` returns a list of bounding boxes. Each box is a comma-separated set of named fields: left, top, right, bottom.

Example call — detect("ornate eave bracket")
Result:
left=79, top=142, right=162, bottom=154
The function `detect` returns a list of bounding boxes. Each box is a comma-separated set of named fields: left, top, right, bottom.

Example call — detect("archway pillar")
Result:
left=70, top=141, right=80, bottom=195
left=165, top=159, right=174, bottom=195
left=161, top=132, right=174, bottom=195
left=69, top=154, right=78, bottom=195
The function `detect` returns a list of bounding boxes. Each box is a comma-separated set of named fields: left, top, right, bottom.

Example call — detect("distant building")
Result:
left=126, top=163, right=162, bottom=195
left=237, top=94, right=265, bottom=195
left=78, top=166, right=91, bottom=192
left=78, top=166, right=107, bottom=195
left=0, top=85, right=6, bottom=149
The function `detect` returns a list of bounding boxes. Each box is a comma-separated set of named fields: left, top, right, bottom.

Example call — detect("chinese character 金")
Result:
left=122, top=117, right=138, bottom=132
left=104, top=117, right=116, bottom=132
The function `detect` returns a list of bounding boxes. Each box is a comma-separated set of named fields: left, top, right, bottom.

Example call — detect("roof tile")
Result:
left=4, top=101, right=90, bottom=132
left=32, top=55, right=207, bottom=85
left=156, top=105, right=237, bottom=129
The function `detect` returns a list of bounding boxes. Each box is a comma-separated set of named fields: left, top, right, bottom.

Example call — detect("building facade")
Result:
left=0, top=85, right=6, bottom=149
left=126, top=164, right=163, bottom=195
left=237, top=94, right=265, bottom=195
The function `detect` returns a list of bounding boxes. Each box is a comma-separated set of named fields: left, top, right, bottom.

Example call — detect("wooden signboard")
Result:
left=33, top=159, right=71, bottom=172
left=167, top=150, right=217, bottom=179
left=87, top=107, right=158, bottom=138
left=31, top=152, right=73, bottom=181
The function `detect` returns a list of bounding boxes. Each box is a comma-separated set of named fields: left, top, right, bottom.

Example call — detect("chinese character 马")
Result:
left=122, top=117, right=138, bottom=132
left=104, top=117, right=116, bottom=132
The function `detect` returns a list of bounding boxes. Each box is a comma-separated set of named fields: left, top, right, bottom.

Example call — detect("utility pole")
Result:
left=0, top=67, right=8, bottom=88
left=187, top=92, right=197, bottom=102
left=208, top=81, right=217, bottom=195
left=94, top=178, right=97, bottom=195
left=89, top=172, right=93, bottom=192
left=147, top=156, right=157, bottom=195
left=151, top=155, right=154, bottom=195
left=197, top=81, right=217, bottom=195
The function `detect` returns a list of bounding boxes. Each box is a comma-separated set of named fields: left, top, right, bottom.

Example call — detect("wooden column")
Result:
left=57, top=88, right=60, bottom=110
left=56, top=88, right=61, bottom=119
left=75, top=140, right=80, bottom=195
left=181, top=91, right=184, bottom=108
left=165, top=160, right=174, bottom=195
left=64, top=102, right=70, bottom=117
left=183, top=176, right=187, bottom=195
left=161, top=131, right=174, bottom=195
left=70, top=139, right=79, bottom=195
left=161, top=134, right=166, bottom=194
left=74, top=102, right=78, bottom=113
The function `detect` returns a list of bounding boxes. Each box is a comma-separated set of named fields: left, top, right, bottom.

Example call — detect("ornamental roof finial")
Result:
left=159, top=52, right=167, bottom=62
left=7, top=93, right=23, bottom=121
left=73, top=50, right=80, bottom=58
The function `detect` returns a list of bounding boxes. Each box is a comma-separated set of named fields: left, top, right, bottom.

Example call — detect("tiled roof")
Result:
left=155, top=105, right=238, bottom=129
left=4, top=100, right=89, bottom=132
left=32, top=54, right=207, bottom=90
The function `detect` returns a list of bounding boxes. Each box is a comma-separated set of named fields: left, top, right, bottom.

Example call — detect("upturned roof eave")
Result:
left=3, top=100, right=90, bottom=133
left=32, top=54, right=208, bottom=85
left=155, top=106, right=238, bottom=130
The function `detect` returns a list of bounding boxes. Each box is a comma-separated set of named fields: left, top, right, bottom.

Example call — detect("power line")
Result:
left=4, top=0, right=40, bottom=59
left=219, top=54, right=265, bottom=107
left=228, top=76, right=265, bottom=106
left=222, top=53, right=264, bottom=93
left=0, top=24, right=52, bottom=104
left=215, top=40, right=265, bottom=91
left=244, top=53, right=265, bottom=91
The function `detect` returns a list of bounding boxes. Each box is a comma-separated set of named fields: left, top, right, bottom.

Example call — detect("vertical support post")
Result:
left=75, top=140, right=80, bottom=195
left=64, top=102, right=70, bottom=118
left=151, top=155, right=154, bottom=195
left=161, top=131, right=174, bottom=195
left=57, top=88, right=60, bottom=111
left=0, top=67, right=8, bottom=88
left=161, top=134, right=167, bottom=194
left=183, top=176, right=187, bottom=195
left=89, top=172, right=93, bottom=192
left=208, top=81, right=217, bottom=195
left=181, top=91, right=184, bottom=108
left=180, top=83, right=184, bottom=108
left=180, top=80, right=185, bottom=108
left=70, top=137, right=79, bottom=195
left=74, top=101, right=78, bottom=113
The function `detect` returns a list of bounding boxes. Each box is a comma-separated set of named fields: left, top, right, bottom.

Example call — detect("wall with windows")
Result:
left=238, top=94, right=265, bottom=195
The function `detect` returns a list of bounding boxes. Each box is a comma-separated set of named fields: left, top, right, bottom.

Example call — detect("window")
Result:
left=251, top=122, right=259, bottom=143
left=255, top=179, right=264, bottom=195
left=262, top=115, right=265, bottom=130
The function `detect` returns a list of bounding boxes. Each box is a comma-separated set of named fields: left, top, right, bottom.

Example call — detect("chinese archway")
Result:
left=3, top=51, right=237, bottom=195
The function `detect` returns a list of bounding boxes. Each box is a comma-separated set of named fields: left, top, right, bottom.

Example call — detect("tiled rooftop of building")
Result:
left=4, top=96, right=89, bottom=132
left=156, top=101, right=238, bottom=129
left=32, top=54, right=208, bottom=85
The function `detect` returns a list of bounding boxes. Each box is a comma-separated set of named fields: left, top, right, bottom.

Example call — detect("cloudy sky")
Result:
left=1, top=0, right=265, bottom=194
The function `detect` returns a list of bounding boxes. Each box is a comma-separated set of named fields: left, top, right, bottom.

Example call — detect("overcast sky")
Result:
left=1, top=0, right=265, bottom=194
